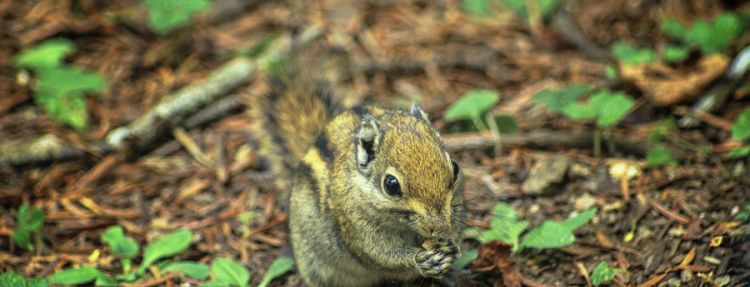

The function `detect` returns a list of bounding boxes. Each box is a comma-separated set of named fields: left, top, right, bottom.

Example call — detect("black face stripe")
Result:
left=352, top=105, right=368, bottom=117
left=314, top=134, right=334, bottom=161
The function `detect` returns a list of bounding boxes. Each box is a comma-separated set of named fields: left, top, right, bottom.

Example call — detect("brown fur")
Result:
left=252, top=55, right=465, bottom=287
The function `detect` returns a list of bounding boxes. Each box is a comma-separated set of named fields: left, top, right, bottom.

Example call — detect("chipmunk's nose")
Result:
left=425, top=216, right=451, bottom=238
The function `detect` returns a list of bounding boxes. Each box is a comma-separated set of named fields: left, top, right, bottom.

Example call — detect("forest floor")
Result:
left=1, top=0, right=749, bottom=286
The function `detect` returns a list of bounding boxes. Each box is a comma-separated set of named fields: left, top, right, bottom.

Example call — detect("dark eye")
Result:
left=383, top=174, right=402, bottom=197
left=451, top=161, right=460, bottom=181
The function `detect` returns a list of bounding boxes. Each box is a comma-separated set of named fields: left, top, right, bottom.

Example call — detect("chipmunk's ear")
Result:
left=410, top=102, right=429, bottom=122
left=356, top=115, right=381, bottom=169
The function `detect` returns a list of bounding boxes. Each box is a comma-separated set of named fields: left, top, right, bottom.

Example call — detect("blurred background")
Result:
left=1, top=0, right=749, bottom=286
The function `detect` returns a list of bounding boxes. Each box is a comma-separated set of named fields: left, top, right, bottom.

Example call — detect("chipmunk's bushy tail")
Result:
left=250, top=53, right=346, bottom=179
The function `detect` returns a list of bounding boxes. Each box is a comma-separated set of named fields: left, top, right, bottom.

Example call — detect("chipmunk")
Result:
left=251, top=55, right=465, bottom=287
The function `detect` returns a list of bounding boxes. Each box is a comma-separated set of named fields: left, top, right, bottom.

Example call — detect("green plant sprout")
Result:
left=445, top=89, right=500, bottom=130
left=258, top=256, right=294, bottom=287
left=728, top=108, right=750, bottom=159
left=590, top=261, right=622, bottom=286
left=0, top=271, right=47, bottom=287
left=463, top=0, right=560, bottom=22
left=12, top=204, right=45, bottom=251
left=453, top=250, right=479, bottom=270
left=612, top=42, right=656, bottom=65
left=101, top=226, right=139, bottom=275
left=13, top=39, right=106, bottom=130
left=736, top=204, right=750, bottom=221
left=143, top=0, right=211, bottom=34
left=22, top=225, right=295, bottom=286
left=533, top=85, right=594, bottom=113
left=205, top=258, right=250, bottom=287
left=445, top=89, right=517, bottom=132
left=645, top=145, right=676, bottom=167
left=660, top=12, right=745, bottom=55
left=469, top=203, right=596, bottom=253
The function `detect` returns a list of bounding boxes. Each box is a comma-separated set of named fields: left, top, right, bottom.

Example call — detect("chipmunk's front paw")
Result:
left=415, top=240, right=459, bottom=277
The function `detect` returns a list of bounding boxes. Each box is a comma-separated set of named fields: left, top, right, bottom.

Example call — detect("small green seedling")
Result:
left=533, top=85, right=594, bottom=113
left=101, top=226, right=139, bottom=275
left=662, top=45, right=690, bottom=63
left=660, top=12, right=744, bottom=55
left=0, top=271, right=47, bottom=287
left=732, top=108, right=750, bottom=142
left=12, top=204, right=45, bottom=251
left=163, top=261, right=210, bottom=280
left=445, top=89, right=500, bottom=130
left=612, top=42, right=655, bottom=65
left=590, top=261, right=621, bottom=286
left=645, top=145, right=676, bottom=167
left=453, top=250, right=479, bottom=270
left=258, top=256, right=295, bottom=287
left=474, top=203, right=596, bottom=253
left=206, top=258, right=250, bottom=287
left=13, top=39, right=106, bottom=130
left=463, top=0, right=560, bottom=21
left=143, top=0, right=211, bottom=34
left=562, top=90, right=635, bottom=157
left=137, top=228, right=193, bottom=274
left=48, top=267, right=101, bottom=286
left=736, top=204, right=750, bottom=221
left=728, top=108, right=750, bottom=159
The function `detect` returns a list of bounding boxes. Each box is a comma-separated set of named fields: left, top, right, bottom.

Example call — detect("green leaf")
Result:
left=594, top=91, right=634, bottom=127
left=13, top=39, right=74, bottom=70
left=612, top=42, right=655, bottom=65
left=646, top=145, right=676, bottom=167
left=660, top=19, right=686, bottom=39
left=144, top=0, right=211, bottom=34
left=735, top=204, right=750, bottom=221
left=679, top=13, right=744, bottom=54
left=139, top=229, right=193, bottom=273
left=48, top=267, right=100, bottom=285
left=533, top=85, right=594, bottom=113
left=591, top=261, right=618, bottom=286
left=13, top=204, right=44, bottom=251
left=0, top=272, right=27, bottom=286
left=521, top=221, right=575, bottom=249
left=663, top=45, right=689, bottom=63
left=453, top=249, right=479, bottom=270
left=0, top=272, right=47, bottom=287
left=732, top=108, right=750, bottom=141
left=201, top=281, right=230, bottom=287
left=17, top=204, right=45, bottom=231
left=561, top=208, right=597, bottom=230
left=34, top=66, right=106, bottom=130
left=444, top=90, right=500, bottom=129
left=493, top=114, right=518, bottom=134
left=727, top=146, right=750, bottom=159
left=211, top=258, right=250, bottom=287
left=12, top=231, right=32, bottom=251
left=568, top=90, right=634, bottom=128
left=163, top=262, right=210, bottom=280
left=561, top=103, right=596, bottom=121
left=258, top=256, right=294, bottom=287
left=94, top=274, right=118, bottom=287
left=462, top=0, right=493, bottom=16
left=605, top=65, right=618, bottom=80
left=101, top=226, right=139, bottom=258
left=482, top=203, right=528, bottom=252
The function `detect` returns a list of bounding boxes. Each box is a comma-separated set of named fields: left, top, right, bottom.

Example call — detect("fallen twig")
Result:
left=0, top=26, right=323, bottom=166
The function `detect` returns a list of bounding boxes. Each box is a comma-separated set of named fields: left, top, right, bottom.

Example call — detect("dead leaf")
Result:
left=620, top=54, right=729, bottom=106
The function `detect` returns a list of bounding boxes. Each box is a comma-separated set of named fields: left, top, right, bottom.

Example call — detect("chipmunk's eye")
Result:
left=383, top=174, right=402, bottom=197
left=451, top=161, right=460, bottom=181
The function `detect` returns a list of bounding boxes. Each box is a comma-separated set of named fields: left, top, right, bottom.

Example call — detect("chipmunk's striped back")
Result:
left=250, top=57, right=344, bottom=181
